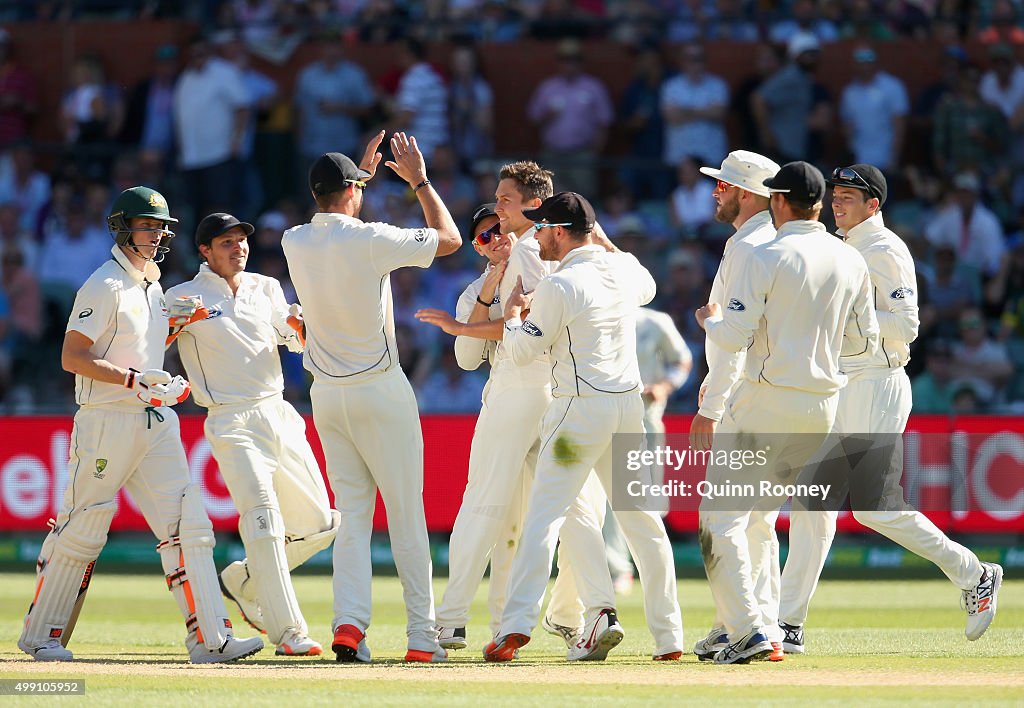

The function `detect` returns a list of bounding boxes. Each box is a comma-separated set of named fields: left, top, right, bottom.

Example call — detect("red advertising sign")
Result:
left=1, top=415, right=1022, bottom=534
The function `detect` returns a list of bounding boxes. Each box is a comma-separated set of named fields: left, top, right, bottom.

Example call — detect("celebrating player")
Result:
left=18, top=187, right=264, bottom=664
left=164, top=212, right=341, bottom=658
left=689, top=150, right=787, bottom=662
left=694, top=162, right=879, bottom=663
left=484, top=192, right=684, bottom=663
left=282, top=131, right=460, bottom=663
left=776, top=164, right=1002, bottom=652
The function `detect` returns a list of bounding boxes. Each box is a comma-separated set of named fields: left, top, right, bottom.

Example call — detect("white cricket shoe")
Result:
left=437, top=626, right=468, bottom=650
left=187, top=633, right=264, bottom=664
left=542, top=614, right=582, bottom=649
left=713, top=629, right=773, bottom=664
left=275, top=630, right=323, bottom=656
left=219, top=570, right=266, bottom=634
left=566, top=608, right=624, bottom=662
left=963, top=562, right=1003, bottom=641
left=18, top=638, right=73, bottom=661
left=693, top=624, right=729, bottom=661
left=779, top=622, right=805, bottom=654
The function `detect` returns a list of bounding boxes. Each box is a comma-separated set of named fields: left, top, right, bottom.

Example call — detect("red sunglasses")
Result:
left=474, top=224, right=501, bottom=246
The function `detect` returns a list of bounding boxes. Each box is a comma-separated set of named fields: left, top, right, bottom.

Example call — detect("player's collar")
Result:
left=111, top=245, right=161, bottom=284
left=841, top=212, right=885, bottom=242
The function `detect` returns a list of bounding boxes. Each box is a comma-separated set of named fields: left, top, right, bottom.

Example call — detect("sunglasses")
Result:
left=534, top=222, right=572, bottom=230
left=715, top=180, right=735, bottom=193
left=474, top=224, right=503, bottom=246
left=345, top=179, right=366, bottom=191
left=831, top=167, right=872, bottom=193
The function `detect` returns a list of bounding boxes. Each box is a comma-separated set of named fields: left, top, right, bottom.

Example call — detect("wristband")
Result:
left=412, top=179, right=431, bottom=192
left=125, top=368, right=140, bottom=389
left=476, top=295, right=493, bottom=307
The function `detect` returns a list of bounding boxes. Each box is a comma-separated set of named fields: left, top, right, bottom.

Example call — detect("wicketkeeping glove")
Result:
left=124, top=368, right=190, bottom=406
left=285, top=303, right=306, bottom=351
left=167, top=295, right=210, bottom=327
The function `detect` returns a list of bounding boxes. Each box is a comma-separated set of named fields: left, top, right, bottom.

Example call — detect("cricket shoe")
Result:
left=405, top=646, right=448, bottom=663
left=963, top=562, right=1003, bottom=641
left=712, top=629, right=773, bottom=664
left=18, top=638, right=73, bottom=662
left=769, top=642, right=785, bottom=662
left=567, top=609, right=624, bottom=662
left=187, top=633, right=264, bottom=664
left=483, top=633, right=530, bottom=662
left=653, top=651, right=682, bottom=661
left=693, top=625, right=728, bottom=661
left=332, top=624, right=365, bottom=662
left=542, top=614, right=582, bottom=649
left=354, top=639, right=372, bottom=663
left=275, top=629, right=322, bottom=656
left=779, top=622, right=804, bottom=654
left=219, top=571, right=266, bottom=634
left=437, top=625, right=467, bottom=650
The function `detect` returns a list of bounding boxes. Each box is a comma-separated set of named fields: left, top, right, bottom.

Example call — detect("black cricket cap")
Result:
left=195, top=212, right=254, bottom=248
left=470, top=203, right=498, bottom=233
left=763, top=161, right=826, bottom=208
left=827, top=163, right=888, bottom=207
left=308, top=152, right=372, bottom=197
left=522, top=191, right=596, bottom=232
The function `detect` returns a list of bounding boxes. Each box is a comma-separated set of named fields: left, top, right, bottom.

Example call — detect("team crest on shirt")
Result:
left=522, top=320, right=543, bottom=337
left=727, top=299, right=745, bottom=311
left=890, top=287, right=915, bottom=300
left=78, top=308, right=93, bottom=319
left=206, top=306, right=224, bottom=319
left=94, top=459, right=107, bottom=479
left=414, top=229, right=427, bottom=243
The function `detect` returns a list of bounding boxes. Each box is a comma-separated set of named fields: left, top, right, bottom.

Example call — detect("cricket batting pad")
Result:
left=158, top=484, right=232, bottom=650
left=238, top=506, right=305, bottom=644
left=20, top=501, right=115, bottom=649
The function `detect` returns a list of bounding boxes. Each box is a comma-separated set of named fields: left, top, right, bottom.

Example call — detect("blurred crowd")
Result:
left=3, top=1, right=1024, bottom=415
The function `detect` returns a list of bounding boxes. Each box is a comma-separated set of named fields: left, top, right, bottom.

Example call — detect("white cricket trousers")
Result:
left=700, top=381, right=837, bottom=641
left=779, top=369, right=984, bottom=626
left=499, top=393, right=684, bottom=655
left=437, top=380, right=611, bottom=635
left=310, top=368, right=437, bottom=652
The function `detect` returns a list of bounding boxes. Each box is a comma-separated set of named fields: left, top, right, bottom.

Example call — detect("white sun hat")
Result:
left=699, top=150, right=781, bottom=198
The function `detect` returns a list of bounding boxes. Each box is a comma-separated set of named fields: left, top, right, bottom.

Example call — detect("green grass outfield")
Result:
left=0, top=570, right=1021, bottom=706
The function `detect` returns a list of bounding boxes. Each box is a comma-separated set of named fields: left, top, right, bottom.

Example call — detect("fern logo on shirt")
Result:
left=890, top=287, right=914, bottom=300
left=522, top=320, right=543, bottom=337
left=727, top=299, right=745, bottom=311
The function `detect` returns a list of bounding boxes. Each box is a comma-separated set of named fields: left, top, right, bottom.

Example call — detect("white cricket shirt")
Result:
left=838, top=212, right=919, bottom=375
left=453, top=268, right=500, bottom=371
left=504, top=246, right=656, bottom=398
left=703, top=220, right=879, bottom=395
left=635, top=306, right=691, bottom=387
left=282, top=212, right=438, bottom=382
left=166, top=265, right=299, bottom=407
left=66, top=245, right=168, bottom=408
left=699, top=209, right=777, bottom=421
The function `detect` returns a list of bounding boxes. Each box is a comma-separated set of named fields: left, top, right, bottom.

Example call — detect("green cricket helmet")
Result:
left=107, top=186, right=178, bottom=263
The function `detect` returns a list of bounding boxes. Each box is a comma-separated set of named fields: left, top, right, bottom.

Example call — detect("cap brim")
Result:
left=762, top=178, right=791, bottom=193
left=355, top=168, right=372, bottom=180
left=521, top=205, right=546, bottom=222
left=137, top=212, right=179, bottom=223
left=698, top=166, right=722, bottom=179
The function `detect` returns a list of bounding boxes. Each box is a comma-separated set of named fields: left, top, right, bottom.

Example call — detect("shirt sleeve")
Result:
left=454, top=279, right=489, bottom=371
left=699, top=247, right=747, bottom=420
left=502, top=277, right=568, bottom=367
left=841, top=260, right=881, bottom=358
left=615, top=252, right=656, bottom=307
left=703, top=252, right=771, bottom=353
left=868, top=243, right=919, bottom=344
left=66, top=277, right=117, bottom=344
left=369, top=222, right=440, bottom=273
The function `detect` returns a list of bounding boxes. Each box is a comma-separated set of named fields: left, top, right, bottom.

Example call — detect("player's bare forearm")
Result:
left=62, top=331, right=128, bottom=385
left=457, top=318, right=504, bottom=341
left=385, top=132, right=461, bottom=255
left=591, top=221, right=619, bottom=252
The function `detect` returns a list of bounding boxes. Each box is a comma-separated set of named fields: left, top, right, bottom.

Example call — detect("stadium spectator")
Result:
left=977, top=0, right=1024, bottom=45
left=660, top=43, right=728, bottom=168
left=932, top=63, right=1010, bottom=179
left=416, top=345, right=487, bottom=413
left=925, top=173, right=1006, bottom=278
left=391, top=38, right=450, bottom=161
left=37, top=202, right=109, bottom=292
left=294, top=31, right=374, bottom=170
left=979, top=43, right=1024, bottom=205
left=768, top=0, right=839, bottom=44
left=666, top=0, right=719, bottom=43
left=0, top=28, right=37, bottom=149
left=173, top=36, right=250, bottom=218
left=229, top=0, right=278, bottom=45
left=0, top=246, right=42, bottom=400
left=839, top=46, right=909, bottom=172
left=448, top=44, right=495, bottom=171
left=668, top=156, right=715, bottom=236
left=911, top=340, right=956, bottom=414
left=120, top=44, right=179, bottom=156
left=528, top=0, right=601, bottom=39
left=656, top=246, right=708, bottom=348
left=463, top=0, right=525, bottom=42
left=0, top=142, right=50, bottom=233
left=920, top=244, right=981, bottom=340
left=951, top=307, right=1015, bottom=403
left=357, top=0, right=410, bottom=42
left=732, top=44, right=781, bottom=154
left=619, top=44, right=671, bottom=199
left=705, top=0, right=759, bottom=42
left=60, top=53, right=123, bottom=147
left=752, top=32, right=832, bottom=165
left=0, top=201, right=38, bottom=273
left=838, top=0, right=898, bottom=41
left=988, top=235, right=1024, bottom=339
left=428, top=144, right=476, bottom=227
left=527, top=38, right=612, bottom=195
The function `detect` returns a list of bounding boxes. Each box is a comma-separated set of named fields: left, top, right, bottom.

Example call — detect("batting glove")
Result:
left=285, top=303, right=306, bottom=351
left=167, top=295, right=210, bottom=328
left=138, top=375, right=191, bottom=407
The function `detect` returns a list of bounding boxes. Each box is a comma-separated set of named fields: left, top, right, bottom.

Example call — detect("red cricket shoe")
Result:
left=483, top=633, right=530, bottom=662
left=769, top=642, right=785, bottom=662
left=654, top=651, right=683, bottom=661
left=332, top=624, right=364, bottom=663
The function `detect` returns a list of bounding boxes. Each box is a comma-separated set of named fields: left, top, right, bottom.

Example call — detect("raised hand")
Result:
left=384, top=132, right=428, bottom=187
left=414, top=308, right=463, bottom=336
left=359, top=130, right=386, bottom=181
